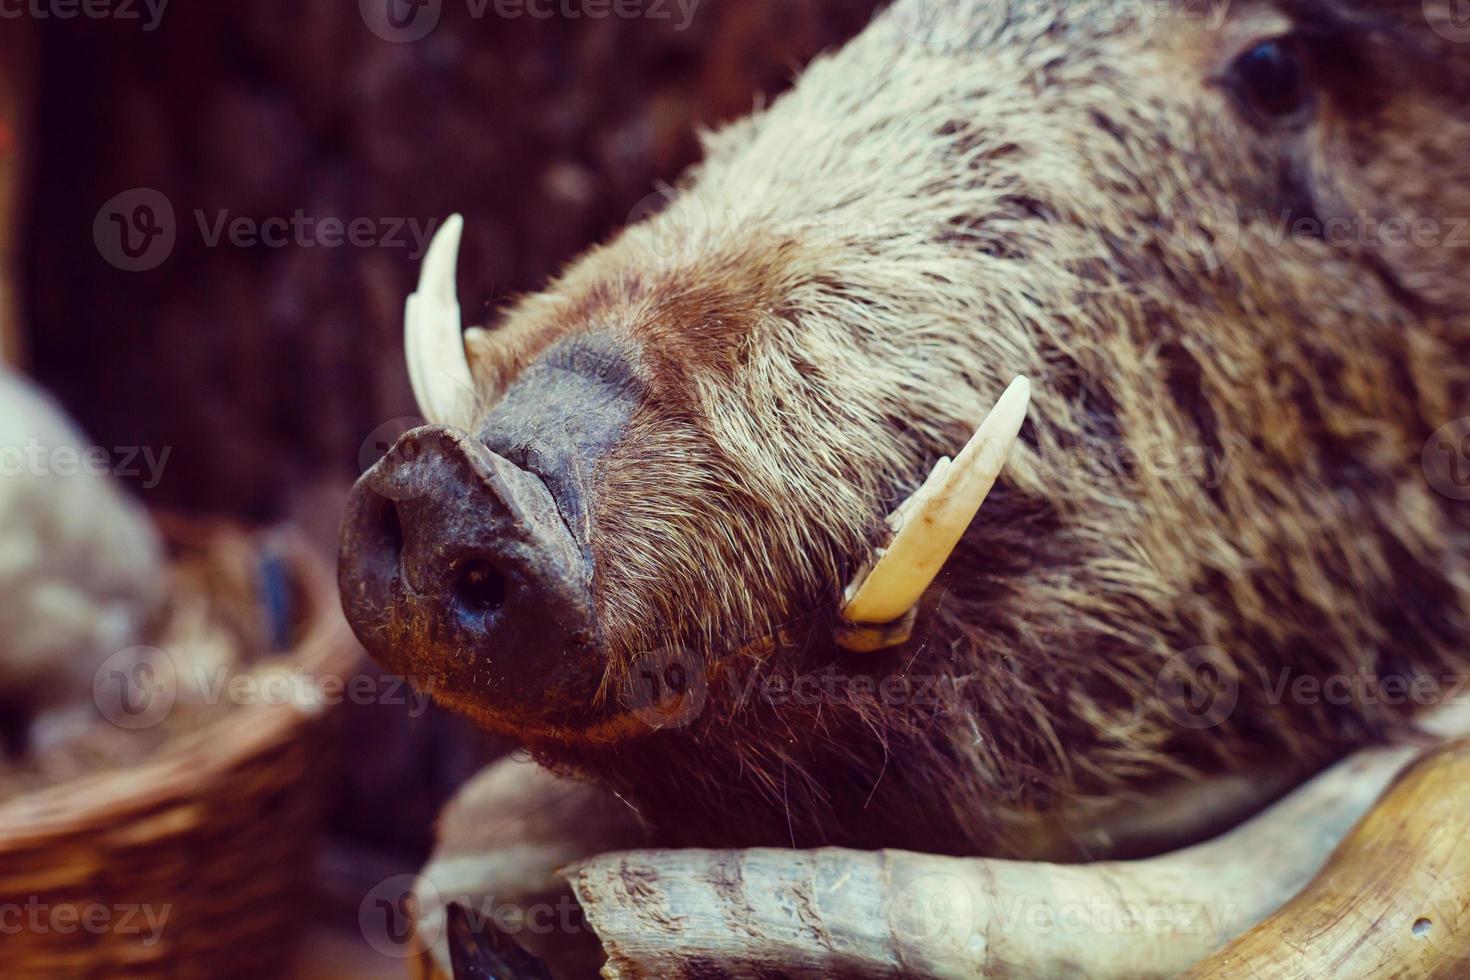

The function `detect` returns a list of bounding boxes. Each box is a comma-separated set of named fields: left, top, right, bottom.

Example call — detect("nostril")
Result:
left=339, top=484, right=413, bottom=633
left=359, top=490, right=405, bottom=580
left=379, top=499, right=404, bottom=561
left=454, top=559, right=507, bottom=617
left=343, top=428, right=607, bottom=712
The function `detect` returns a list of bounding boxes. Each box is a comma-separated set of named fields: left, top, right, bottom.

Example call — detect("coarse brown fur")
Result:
left=434, top=0, right=1470, bottom=858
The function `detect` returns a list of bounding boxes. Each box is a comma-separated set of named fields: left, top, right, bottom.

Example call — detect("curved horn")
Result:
left=568, top=736, right=1450, bottom=980
left=405, top=214, right=475, bottom=425
left=839, top=376, right=1031, bottom=638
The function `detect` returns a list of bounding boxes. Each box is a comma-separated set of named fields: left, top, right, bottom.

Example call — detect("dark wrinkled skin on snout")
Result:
left=340, top=336, right=643, bottom=728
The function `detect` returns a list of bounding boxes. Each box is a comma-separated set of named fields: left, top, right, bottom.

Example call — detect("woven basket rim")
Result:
left=0, top=519, right=360, bottom=846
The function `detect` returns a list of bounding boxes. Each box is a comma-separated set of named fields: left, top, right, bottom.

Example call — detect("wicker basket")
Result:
left=0, top=519, right=360, bottom=979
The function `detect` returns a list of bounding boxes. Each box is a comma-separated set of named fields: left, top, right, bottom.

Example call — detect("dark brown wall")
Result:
left=23, top=0, right=884, bottom=517
left=17, top=0, right=885, bottom=863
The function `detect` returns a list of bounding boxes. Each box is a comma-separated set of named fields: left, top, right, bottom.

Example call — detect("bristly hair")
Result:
left=471, top=0, right=1470, bottom=858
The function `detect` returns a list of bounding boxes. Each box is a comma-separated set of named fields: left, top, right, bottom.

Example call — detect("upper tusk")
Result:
left=839, top=376, right=1031, bottom=630
left=405, top=214, right=475, bottom=426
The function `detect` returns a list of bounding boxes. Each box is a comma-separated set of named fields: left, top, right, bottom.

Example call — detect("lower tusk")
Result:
left=838, top=376, right=1031, bottom=638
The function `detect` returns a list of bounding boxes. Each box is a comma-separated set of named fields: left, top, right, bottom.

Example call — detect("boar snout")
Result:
left=338, top=424, right=603, bottom=722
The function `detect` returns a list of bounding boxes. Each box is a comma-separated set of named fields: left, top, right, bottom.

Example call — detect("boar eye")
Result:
left=1229, top=38, right=1313, bottom=124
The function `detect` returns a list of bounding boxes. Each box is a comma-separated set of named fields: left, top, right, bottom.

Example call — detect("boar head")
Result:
left=341, top=0, right=1470, bottom=857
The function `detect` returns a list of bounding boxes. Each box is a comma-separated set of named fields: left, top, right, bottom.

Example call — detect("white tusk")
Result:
left=405, top=214, right=475, bottom=425
left=840, top=376, right=1031, bottom=629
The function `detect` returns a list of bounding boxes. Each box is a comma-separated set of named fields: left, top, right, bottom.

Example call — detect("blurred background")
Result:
left=0, top=2, right=887, bottom=976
